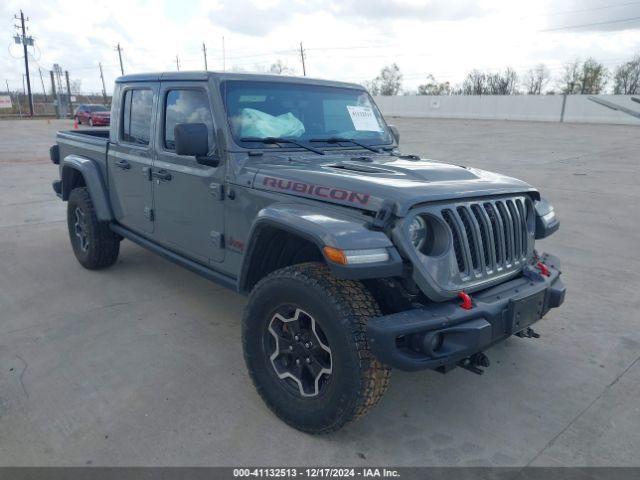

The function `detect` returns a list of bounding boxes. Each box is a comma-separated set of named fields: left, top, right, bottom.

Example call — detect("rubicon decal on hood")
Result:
left=262, top=176, right=370, bottom=206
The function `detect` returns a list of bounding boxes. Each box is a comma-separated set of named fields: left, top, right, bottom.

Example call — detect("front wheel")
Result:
left=88, top=117, right=94, bottom=127
left=242, top=262, right=390, bottom=433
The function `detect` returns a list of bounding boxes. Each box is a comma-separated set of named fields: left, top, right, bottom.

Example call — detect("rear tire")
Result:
left=242, top=262, right=390, bottom=433
left=67, top=187, right=120, bottom=270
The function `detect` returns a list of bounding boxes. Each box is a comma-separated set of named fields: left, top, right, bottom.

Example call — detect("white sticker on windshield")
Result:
left=347, top=105, right=383, bottom=132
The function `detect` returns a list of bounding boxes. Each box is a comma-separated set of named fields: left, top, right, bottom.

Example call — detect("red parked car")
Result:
left=74, top=104, right=111, bottom=126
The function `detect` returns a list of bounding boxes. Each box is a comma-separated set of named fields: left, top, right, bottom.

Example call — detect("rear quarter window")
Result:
left=121, top=89, right=153, bottom=146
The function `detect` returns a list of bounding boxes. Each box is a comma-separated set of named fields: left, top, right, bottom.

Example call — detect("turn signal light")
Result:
left=323, top=246, right=348, bottom=265
left=323, top=246, right=390, bottom=265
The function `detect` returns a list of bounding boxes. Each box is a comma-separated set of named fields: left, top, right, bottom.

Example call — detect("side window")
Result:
left=121, top=89, right=153, bottom=145
left=164, top=89, right=214, bottom=151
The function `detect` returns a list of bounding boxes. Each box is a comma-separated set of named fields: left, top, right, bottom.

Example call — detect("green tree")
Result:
left=417, top=74, right=452, bottom=95
left=613, top=54, right=640, bottom=94
left=368, top=64, right=402, bottom=96
left=560, top=58, right=609, bottom=94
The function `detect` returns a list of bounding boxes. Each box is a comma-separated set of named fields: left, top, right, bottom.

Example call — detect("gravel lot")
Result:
left=1, top=117, right=639, bottom=466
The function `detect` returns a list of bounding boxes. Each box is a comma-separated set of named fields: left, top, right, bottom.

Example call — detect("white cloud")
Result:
left=1, top=0, right=639, bottom=95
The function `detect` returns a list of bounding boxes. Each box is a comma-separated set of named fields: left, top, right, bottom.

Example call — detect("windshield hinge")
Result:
left=369, top=199, right=396, bottom=231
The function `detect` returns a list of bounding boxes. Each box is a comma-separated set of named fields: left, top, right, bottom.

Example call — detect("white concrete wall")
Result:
left=374, top=94, right=640, bottom=125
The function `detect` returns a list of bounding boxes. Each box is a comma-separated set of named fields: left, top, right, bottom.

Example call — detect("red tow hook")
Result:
left=458, top=291, right=473, bottom=310
left=537, top=262, right=551, bottom=277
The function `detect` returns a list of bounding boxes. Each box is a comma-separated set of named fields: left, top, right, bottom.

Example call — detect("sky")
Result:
left=2, top=0, right=640, bottom=95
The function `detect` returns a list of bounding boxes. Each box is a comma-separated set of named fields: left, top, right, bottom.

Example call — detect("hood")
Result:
left=92, top=111, right=110, bottom=117
left=252, top=153, right=538, bottom=216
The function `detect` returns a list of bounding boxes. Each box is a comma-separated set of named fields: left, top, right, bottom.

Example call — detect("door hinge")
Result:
left=209, top=182, right=224, bottom=200
left=210, top=230, right=224, bottom=248
left=144, top=207, right=154, bottom=221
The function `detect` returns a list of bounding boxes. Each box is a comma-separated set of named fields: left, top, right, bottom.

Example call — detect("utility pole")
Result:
left=202, top=42, right=208, bottom=70
left=65, top=70, right=73, bottom=115
left=99, top=63, right=108, bottom=104
left=49, top=70, right=59, bottom=118
left=38, top=67, right=48, bottom=102
left=222, top=36, right=226, bottom=72
left=115, top=43, right=124, bottom=75
left=299, top=42, right=307, bottom=76
left=175, top=55, right=180, bottom=71
left=15, top=10, right=34, bottom=116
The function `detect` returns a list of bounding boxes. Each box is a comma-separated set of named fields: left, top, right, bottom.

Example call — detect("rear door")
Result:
left=152, top=81, right=225, bottom=265
left=107, top=83, right=158, bottom=235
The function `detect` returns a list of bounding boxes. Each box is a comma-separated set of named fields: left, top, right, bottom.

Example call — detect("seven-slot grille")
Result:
left=441, top=196, right=533, bottom=279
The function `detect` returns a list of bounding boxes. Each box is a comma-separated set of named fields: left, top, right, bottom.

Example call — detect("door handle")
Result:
left=115, top=159, right=131, bottom=170
left=152, top=169, right=172, bottom=182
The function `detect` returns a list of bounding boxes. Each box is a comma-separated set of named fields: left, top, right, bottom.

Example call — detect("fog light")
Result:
left=430, top=333, right=444, bottom=352
left=421, top=332, right=444, bottom=355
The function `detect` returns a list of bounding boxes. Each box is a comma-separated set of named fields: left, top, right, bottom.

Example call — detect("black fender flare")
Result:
left=61, top=155, right=114, bottom=222
left=238, top=203, right=403, bottom=293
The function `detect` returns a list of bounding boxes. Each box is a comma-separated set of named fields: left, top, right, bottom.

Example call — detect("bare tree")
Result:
left=362, top=80, right=380, bottom=96
left=368, top=64, right=402, bottom=96
left=269, top=59, right=294, bottom=75
left=462, top=68, right=518, bottom=95
left=559, top=58, right=608, bottom=94
left=613, top=54, right=640, bottom=94
left=487, top=68, right=519, bottom=95
left=417, top=74, right=452, bottom=95
left=559, top=60, right=582, bottom=94
left=523, top=64, right=550, bottom=95
left=462, top=70, right=488, bottom=95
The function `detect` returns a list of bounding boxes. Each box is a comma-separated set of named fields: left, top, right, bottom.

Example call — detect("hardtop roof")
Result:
left=115, top=71, right=364, bottom=90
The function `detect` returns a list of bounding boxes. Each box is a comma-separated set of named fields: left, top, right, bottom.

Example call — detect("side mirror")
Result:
left=174, top=123, right=209, bottom=157
left=388, top=125, right=400, bottom=144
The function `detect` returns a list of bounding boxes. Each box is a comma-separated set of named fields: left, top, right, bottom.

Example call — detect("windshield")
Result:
left=221, top=80, right=392, bottom=148
left=87, top=105, right=109, bottom=112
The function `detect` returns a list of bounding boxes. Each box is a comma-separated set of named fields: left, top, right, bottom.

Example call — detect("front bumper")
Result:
left=367, top=253, right=565, bottom=372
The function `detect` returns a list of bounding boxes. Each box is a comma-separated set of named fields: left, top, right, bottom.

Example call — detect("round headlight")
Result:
left=408, top=216, right=427, bottom=249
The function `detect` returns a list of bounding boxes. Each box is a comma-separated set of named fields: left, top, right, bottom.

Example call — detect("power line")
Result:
left=539, top=1, right=640, bottom=17
left=541, top=15, right=640, bottom=32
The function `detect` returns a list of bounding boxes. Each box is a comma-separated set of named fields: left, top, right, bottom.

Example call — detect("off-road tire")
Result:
left=67, top=187, right=120, bottom=270
left=242, top=262, right=391, bottom=433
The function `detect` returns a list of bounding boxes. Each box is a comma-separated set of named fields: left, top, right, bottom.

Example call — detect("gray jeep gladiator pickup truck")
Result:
left=50, top=71, right=565, bottom=433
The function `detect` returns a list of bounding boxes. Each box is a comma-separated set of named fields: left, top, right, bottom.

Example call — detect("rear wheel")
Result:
left=67, top=187, right=120, bottom=269
left=242, top=262, right=390, bottom=433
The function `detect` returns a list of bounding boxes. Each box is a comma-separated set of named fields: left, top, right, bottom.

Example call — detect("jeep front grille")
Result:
left=441, top=196, right=533, bottom=279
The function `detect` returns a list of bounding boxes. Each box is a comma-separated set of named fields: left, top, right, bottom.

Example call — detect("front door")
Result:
left=108, top=84, right=158, bottom=235
left=152, top=82, right=225, bottom=265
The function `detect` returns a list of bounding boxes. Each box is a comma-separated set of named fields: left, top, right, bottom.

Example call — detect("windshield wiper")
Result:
left=309, top=137, right=382, bottom=154
left=240, top=137, right=324, bottom=155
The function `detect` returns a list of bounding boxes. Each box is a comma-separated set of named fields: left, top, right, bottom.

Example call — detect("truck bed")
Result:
left=55, top=129, right=110, bottom=192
